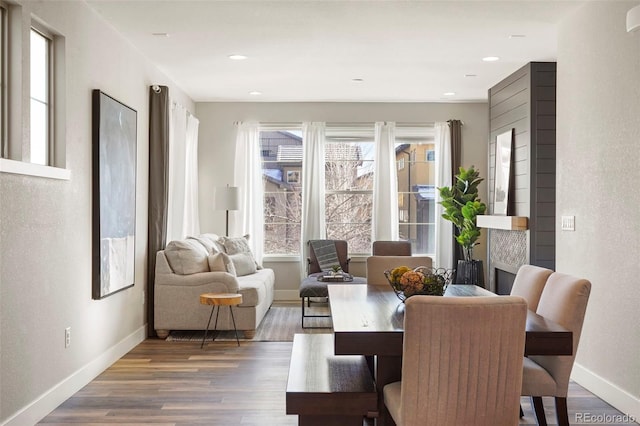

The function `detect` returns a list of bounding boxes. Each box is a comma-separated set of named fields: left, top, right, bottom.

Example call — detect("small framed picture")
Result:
left=286, top=170, right=300, bottom=183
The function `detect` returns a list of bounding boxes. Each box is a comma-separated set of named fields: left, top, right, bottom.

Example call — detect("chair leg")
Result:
left=555, top=397, right=569, bottom=426
left=532, top=396, right=548, bottom=426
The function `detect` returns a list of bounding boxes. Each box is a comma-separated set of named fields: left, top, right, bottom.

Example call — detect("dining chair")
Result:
left=372, top=240, right=412, bottom=256
left=510, top=264, right=553, bottom=311
left=366, top=255, right=432, bottom=285
left=383, top=295, right=528, bottom=426
left=521, top=272, right=591, bottom=426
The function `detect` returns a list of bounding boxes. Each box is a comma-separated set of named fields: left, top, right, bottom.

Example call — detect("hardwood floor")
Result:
left=40, top=339, right=636, bottom=425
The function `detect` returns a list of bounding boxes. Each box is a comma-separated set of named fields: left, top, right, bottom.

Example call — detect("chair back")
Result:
left=510, top=264, right=553, bottom=311
left=399, top=296, right=527, bottom=426
left=366, top=256, right=432, bottom=285
left=372, top=241, right=412, bottom=256
left=529, top=272, right=591, bottom=396
left=307, top=240, right=350, bottom=275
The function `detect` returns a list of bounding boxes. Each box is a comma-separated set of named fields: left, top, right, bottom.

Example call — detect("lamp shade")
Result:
left=214, top=186, right=239, bottom=211
left=628, top=4, right=640, bottom=32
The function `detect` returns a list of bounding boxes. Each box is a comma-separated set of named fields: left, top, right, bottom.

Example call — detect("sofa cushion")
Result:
left=207, top=252, right=237, bottom=276
left=164, top=239, right=209, bottom=275
left=236, top=269, right=273, bottom=306
left=229, top=252, right=257, bottom=276
left=190, top=233, right=225, bottom=254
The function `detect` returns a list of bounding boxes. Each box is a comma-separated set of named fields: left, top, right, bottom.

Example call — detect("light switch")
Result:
left=561, top=216, right=575, bottom=231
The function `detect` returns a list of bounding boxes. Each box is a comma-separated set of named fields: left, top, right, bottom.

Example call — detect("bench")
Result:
left=286, top=333, right=378, bottom=426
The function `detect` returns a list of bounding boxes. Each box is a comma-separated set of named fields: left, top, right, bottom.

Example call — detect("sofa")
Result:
left=154, top=233, right=275, bottom=339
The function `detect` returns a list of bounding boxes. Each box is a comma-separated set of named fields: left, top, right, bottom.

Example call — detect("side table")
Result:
left=199, top=293, right=243, bottom=348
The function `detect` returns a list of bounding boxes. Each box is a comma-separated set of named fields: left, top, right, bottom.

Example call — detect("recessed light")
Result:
left=482, top=56, right=500, bottom=62
left=443, top=92, right=456, bottom=96
left=509, top=34, right=526, bottom=39
left=152, top=32, right=170, bottom=37
left=465, top=74, right=477, bottom=78
left=352, top=78, right=364, bottom=82
left=249, top=91, right=262, bottom=96
left=229, top=54, right=248, bottom=60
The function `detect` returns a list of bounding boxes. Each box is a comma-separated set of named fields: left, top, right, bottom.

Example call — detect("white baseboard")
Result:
left=275, top=289, right=300, bottom=301
left=572, top=362, right=640, bottom=421
left=2, top=325, right=146, bottom=426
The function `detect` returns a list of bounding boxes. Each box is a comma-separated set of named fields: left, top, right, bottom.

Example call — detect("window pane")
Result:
left=30, top=99, right=48, bottom=165
left=30, top=28, right=50, bottom=165
left=326, top=192, right=372, bottom=254
left=261, top=130, right=302, bottom=255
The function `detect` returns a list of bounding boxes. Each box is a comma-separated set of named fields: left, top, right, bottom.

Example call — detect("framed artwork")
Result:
left=92, top=90, right=137, bottom=299
left=494, top=129, right=514, bottom=216
left=287, top=170, right=300, bottom=184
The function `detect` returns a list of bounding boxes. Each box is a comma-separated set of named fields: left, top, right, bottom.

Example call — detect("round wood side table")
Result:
left=199, top=293, right=243, bottom=348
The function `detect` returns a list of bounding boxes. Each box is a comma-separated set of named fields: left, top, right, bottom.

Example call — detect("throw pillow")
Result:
left=207, top=252, right=236, bottom=276
left=310, top=240, right=340, bottom=272
left=219, top=234, right=262, bottom=269
left=190, top=233, right=226, bottom=254
left=164, top=239, right=209, bottom=275
left=229, top=252, right=257, bottom=277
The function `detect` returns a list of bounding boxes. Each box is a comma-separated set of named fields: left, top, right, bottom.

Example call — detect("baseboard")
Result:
left=275, top=289, right=300, bottom=301
left=2, top=325, right=146, bottom=426
left=572, top=362, right=640, bottom=421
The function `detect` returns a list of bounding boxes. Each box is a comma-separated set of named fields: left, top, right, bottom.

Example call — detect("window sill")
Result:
left=0, top=158, right=71, bottom=180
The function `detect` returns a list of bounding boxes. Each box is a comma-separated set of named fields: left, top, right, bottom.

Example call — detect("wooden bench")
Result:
left=286, top=333, right=378, bottom=426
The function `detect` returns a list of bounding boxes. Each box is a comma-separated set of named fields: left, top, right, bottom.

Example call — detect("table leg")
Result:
left=201, top=305, right=217, bottom=349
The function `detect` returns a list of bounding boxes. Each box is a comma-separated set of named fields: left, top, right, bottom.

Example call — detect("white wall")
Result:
left=556, top=1, right=640, bottom=419
left=196, top=102, right=489, bottom=299
left=0, top=2, right=194, bottom=424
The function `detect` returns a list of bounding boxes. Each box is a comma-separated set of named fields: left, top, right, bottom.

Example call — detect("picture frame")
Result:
left=494, top=129, right=514, bottom=216
left=286, top=170, right=300, bottom=184
left=92, top=90, right=137, bottom=299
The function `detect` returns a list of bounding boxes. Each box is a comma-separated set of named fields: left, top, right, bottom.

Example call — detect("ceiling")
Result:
left=86, top=0, right=585, bottom=103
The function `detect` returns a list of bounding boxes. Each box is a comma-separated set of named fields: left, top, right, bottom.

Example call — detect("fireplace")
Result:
left=495, top=267, right=517, bottom=295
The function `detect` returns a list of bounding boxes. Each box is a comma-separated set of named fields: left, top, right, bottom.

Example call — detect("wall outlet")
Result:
left=65, top=327, right=71, bottom=348
left=561, top=215, right=575, bottom=231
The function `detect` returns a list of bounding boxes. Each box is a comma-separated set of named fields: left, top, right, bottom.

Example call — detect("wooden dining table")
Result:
left=328, top=283, right=573, bottom=425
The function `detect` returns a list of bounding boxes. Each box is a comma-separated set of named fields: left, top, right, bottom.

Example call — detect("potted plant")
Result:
left=438, top=166, right=487, bottom=285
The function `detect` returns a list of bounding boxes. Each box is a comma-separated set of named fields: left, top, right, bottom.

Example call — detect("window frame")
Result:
left=29, top=24, right=53, bottom=166
left=0, top=3, right=7, bottom=158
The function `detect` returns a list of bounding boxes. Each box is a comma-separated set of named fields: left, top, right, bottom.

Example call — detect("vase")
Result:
left=454, top=260, right=484, bottom=286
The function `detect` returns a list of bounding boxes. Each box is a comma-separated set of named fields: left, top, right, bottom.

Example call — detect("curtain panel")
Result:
left=234, top=122, right=264, bottom=265
left=300, top=122, right=326, bottom=278
left=372, top=121, right=399, bottom=241
left=435, top=121, right=454, bottom=270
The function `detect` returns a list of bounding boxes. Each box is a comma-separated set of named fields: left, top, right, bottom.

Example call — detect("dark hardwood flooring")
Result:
left=40, top=339, right=636, bottom=425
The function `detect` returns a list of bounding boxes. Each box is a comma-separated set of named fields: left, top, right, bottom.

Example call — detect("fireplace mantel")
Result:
left=477, top=215, right=528, bottom=231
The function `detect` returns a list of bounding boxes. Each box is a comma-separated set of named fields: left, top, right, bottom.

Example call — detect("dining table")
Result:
left=327, top=283, right=573, bottom=425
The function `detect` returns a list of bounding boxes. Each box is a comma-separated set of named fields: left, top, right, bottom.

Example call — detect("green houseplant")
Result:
left=438, top=166, right=487, bottom=284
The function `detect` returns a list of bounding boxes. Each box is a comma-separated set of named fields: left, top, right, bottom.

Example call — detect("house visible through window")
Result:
left=30, top=27, right=51, bottom=166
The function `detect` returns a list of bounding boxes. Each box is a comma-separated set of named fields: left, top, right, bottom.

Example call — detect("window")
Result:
left=325, top=136, right=374, bottom=254
left=30, top=27, right=51, bottom=166
left=261, top=129, right=302, bottom=255
left=397, top=156, right=405, bottom=170
left=0, top=4, right=6, bottom=156
left=395, top=135, right=436, bottom=255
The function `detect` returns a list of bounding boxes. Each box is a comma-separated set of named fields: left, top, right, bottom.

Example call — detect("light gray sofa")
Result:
left=154, top=234, right=275, bottom=339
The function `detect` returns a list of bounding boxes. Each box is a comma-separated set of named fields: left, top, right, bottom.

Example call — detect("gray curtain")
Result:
left=448, top=119, right=463, bottom=265
left=147, top=85, right=169, bottom=336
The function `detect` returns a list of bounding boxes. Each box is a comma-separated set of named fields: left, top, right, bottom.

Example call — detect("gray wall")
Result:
left=0, top=2, right=194, bottom=424
left=195, top=102, right=489, bottom=299
left=557, top=1, right=640, bottom=418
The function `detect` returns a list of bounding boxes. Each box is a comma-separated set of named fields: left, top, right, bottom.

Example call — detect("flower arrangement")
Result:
left=384, top=266, right=455, bottom=301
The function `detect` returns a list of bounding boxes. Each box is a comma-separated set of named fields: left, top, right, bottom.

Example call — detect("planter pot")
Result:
left=454, top=260, right=484, bottom=286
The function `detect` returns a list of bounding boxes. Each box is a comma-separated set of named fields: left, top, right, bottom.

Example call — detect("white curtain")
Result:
left=434, top=122, right=453, bottom=270
left=372, top=121, right=399, bottom=241
left=166, top=103, right=200, bottom=241
left=233, top=122, right=264, bottom=265
left=300, top=122, right=326, bottom=277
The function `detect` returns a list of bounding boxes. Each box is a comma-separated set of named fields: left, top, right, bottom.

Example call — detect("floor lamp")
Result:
left=215, top=185, right=239, bottom=236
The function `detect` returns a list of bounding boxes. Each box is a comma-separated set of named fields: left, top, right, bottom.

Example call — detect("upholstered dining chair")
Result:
left=521, top=272, right=591, bottom=426
left=372, top=240, right=412, bottom=256
left=383, top=295, right=528, bottom=426
left=510, top=264, right=554, bottom=311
